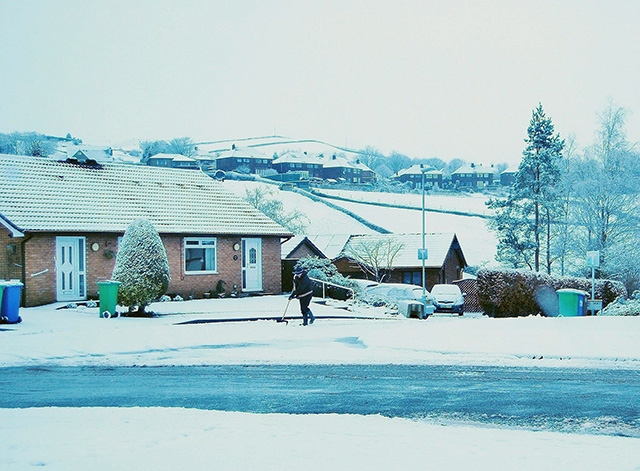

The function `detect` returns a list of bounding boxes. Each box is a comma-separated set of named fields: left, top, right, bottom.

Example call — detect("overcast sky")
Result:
left=1, top=0, right=639, bottom=165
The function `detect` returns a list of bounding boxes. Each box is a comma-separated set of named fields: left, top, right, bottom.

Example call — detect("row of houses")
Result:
left=0, top=154, right=468, bottom=307
left=392, top=163, right=518, bottom=189
left=62, top=144, right=517, bottom=188
left=151, top=149, right=517, bottom=189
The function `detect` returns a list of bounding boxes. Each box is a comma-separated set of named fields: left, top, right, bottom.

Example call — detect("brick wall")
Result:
left=11, top=231, right=284, bottom=307
left=260, top=237, right=283, bottom=294
left=0, top=231, right=23, bottom=282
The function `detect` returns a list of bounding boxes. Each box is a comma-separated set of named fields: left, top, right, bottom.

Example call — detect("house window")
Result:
left=184, top=238, right=217, bottom=273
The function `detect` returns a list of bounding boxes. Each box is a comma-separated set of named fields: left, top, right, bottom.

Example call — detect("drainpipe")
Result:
left=19, top=234, right=33, bottom=307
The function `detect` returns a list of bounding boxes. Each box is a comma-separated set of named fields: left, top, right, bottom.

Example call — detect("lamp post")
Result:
left=420, top=165, right=428, bottom=304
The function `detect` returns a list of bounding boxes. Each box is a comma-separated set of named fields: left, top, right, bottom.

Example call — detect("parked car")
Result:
left=362, top=283, right=436, bottom=317
left=351, top=279, right=380, bottom=292
left=430, top=284, right=465, bottom=315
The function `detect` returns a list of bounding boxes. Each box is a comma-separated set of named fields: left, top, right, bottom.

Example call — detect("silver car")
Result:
left=430, top=284, right=465, bottom=315
left=363, top=283, right=436, bottom=317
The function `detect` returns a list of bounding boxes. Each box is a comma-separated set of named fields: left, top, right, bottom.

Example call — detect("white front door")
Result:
left=56, top=236, right=87, bottom=302
left=241, top=238, right=262, bottom=292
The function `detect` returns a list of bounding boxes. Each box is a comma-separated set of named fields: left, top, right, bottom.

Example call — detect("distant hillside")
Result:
left=196, top=135, right=367, bottom=158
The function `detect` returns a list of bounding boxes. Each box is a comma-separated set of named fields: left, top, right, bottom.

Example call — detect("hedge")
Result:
left=477, top=268, right=627, bottom=318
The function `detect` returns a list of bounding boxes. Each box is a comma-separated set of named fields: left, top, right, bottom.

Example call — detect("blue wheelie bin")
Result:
left=0, top=280, right=23, bottom=324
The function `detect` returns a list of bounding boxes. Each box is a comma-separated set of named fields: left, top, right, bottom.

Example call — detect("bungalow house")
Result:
left=282, top=232, right=466, bottom=291
left=214, top=145, right=273, bottom=176
left=271, top=151, right=323, bottom=179
left=322, top=154, right=362, bottom=183
left=451, top=163, right=497, bottom=187
left=0, top=154, right=292, bottom=307
left=391, top=164, right=443, bottom=189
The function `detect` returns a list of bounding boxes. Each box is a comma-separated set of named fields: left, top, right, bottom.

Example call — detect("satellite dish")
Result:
left=213, top=170, right=226, bottom=181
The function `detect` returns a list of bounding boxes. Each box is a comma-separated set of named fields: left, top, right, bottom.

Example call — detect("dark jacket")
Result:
left=292, top=272, right=314, bottom=299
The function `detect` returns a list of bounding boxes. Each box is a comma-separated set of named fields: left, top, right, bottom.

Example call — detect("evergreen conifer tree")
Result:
left=488, top=104, right=564, bottom=273
left=112, top=219, right=170, bottom=316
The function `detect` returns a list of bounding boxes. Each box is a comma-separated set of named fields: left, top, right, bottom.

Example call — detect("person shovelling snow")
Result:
left=289, top=265, right=315, bottom=326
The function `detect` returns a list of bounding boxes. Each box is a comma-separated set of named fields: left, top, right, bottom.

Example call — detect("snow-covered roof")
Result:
left=322, top=155, right=357, bottom=169
left=272, top=151, right=323, bottom=165
left=342, top=233, right=465, bottom=268
left=0, top=154, right=291, bottom=236
left=68, top=147, right=114, bottom=163
left=452, top=163, right=497, bottom=175
left=393, top=164, right=441, bottom=178
left=306, top=234, right=353, bottom=260
left=351, top=160, right=374, bottom=172
left=216, top=146, right=271, bottom=160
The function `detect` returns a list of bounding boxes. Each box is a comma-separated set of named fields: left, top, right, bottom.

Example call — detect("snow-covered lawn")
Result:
left=1, top=297, right=639, bottom=470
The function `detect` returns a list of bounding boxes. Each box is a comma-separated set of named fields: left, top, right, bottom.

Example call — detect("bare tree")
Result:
left=168, top=137, right=196, bottom=157
left=344, top=236, right=404, bottom=282
left=244, top=186, right=309, bottom=234
left=569, top=103, right=640, bottom=289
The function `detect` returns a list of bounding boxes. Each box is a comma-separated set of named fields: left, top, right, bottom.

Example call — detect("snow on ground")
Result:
left=3, top=297, right=639, bottom=369
left=320, top=188, right=494, bottom=216
left=222, top=181, right=498, bottom=266
left=2, top=297, right=640, bottom=470
left=324, top=198, right=498, bottom=267
left=221, top=180, right=378, bottom=235
left=3, top=407, right=639, bottom=471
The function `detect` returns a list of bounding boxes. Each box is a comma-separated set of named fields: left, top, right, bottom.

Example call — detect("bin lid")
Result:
left=556, top=288, right=588, bottom=295
left=97, top=280, right=121, bottom=285
left=0, top=279, right=23, bottom=286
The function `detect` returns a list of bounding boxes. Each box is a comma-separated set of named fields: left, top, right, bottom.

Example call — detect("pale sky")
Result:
left=1, top=0, right=639, bottom=165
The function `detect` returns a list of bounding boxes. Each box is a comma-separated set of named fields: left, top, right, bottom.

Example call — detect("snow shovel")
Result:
left=278, top=298, right=292, bottom=324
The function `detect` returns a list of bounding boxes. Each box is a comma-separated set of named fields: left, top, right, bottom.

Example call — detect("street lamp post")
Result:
left=420, top=165, right=428, bottom=304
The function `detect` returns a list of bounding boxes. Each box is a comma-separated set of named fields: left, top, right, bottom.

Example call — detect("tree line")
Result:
left=487, top=102, right=640, bottom=293
left=0, top=132, right=79, bottom=157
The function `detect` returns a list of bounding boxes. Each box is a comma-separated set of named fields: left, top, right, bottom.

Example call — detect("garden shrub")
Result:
left=295, top=256, right=359, bottom=300
left=112, top=218, right=171, bottom=316
left=477, top=268, right=627, bottom=318
left=599, top=290, right=640, bottom=316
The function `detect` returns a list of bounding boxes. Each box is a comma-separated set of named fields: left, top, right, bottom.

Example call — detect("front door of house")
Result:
left=241, top=238, right=262, bottom=292
left=56, top=236, right=87, bottom=302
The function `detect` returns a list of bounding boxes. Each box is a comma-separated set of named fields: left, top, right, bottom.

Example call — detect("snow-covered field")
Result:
left=223, top=181, right=499, bottom=266
left=2, top=297, right=639, bottom=470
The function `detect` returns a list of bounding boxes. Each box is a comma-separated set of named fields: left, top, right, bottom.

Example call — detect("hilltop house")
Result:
left=146, top=152, right=200, bottom=170
left=271, top=151, right=323, bottom=179
left=451, top=163, right=497, bottom=187
left=391, top=164, right=443, bottom=189
left=282, top=232, right=466, bottom=290
left=214, top=145, right=273, bottom=175
left=67, top=145, right=113, bottom=163
left=352, top=160, right=377, bottom=184
left=0, top=154, right=292, bottom=307
left=500, top=165, right=518, bottom=186
left=322, top=154, right=362, bottom=183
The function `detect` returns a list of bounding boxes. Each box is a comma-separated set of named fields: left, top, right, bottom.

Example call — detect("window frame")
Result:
left=183, top=237, right=218, bottom=274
